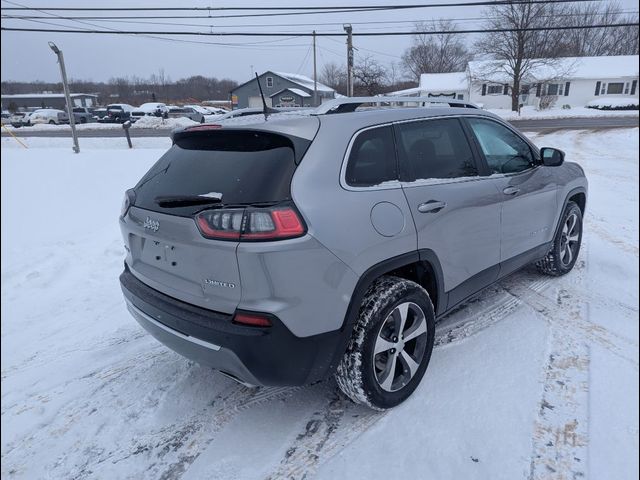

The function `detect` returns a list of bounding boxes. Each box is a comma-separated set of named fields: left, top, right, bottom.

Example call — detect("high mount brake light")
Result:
left=195, top=204, right=305, bottom=241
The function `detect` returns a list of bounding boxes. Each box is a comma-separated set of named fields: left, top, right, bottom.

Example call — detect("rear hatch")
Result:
left=122, top=127, right=314, bottom=314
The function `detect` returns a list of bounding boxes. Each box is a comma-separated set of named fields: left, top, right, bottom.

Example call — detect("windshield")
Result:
left=133, top=131, right=309, bottom=217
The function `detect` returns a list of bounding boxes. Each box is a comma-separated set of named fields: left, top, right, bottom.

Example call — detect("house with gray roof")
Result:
left=230, top=71, right=336, bottom=109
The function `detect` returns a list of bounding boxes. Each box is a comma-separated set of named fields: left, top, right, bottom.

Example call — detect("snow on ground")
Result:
left=489, top=105, right=639, bottom=120
left=1, top=129, right=638, bottom=479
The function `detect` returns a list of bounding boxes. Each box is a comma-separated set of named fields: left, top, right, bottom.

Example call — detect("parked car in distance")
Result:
left=202, top=106, right=228, bottom=115
left=93, top=108, right=108, bottom=122
left=1, top=111, right=10, bottom=125
left=168, top=105, right=209, bottom=123
left=8, top=111, right=27, bottom=127
left=104, top=104, right=135, bottom=123
left=71, top=107, right=94, bottom=124
left=131, top=102, right=169, bottom=122
left=29, top=109, right=69, bottom=125
left=119, top=96, right=588, bottom=410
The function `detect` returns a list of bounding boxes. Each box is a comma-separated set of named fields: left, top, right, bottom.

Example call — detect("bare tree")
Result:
left=556, top=2, right=639, bottom=56
left=353, top=55, right=388, bottom=95
left=475, top=0, right=569, bottom=111
left=401, top=20, right=471, bottom=81
left=320, top=61, right=347, bottom=95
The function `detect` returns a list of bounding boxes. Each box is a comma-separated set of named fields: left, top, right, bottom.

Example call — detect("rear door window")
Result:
left=395, top=118, right=478, bottom=180
left=134, top=131, right=308, bottom=217
left=345, top=126, right=398, bottom=187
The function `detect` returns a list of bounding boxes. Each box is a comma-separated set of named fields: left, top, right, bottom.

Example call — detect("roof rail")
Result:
left=313, top=96, right=479, bottom=115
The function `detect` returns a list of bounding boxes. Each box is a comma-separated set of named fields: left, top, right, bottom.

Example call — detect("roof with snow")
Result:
left=272, top=71, right=335, bottom=93
left=419, top=72, right=469, bottom=92
left=386, top=86, right=422, bottom=96
left=270, top=87, right=312, bottom=98
left=468, top=55, right=639, bottom=83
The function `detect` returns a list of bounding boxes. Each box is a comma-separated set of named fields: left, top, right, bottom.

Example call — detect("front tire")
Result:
left=537, top=201, right=583, bottom=276
left=335, top=276, right=435, bottom=410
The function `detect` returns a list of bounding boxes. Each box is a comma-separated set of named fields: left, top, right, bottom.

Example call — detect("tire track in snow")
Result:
left=527, top=238, right=591, bottom=479
left=265, top=385, right=386, bottom=480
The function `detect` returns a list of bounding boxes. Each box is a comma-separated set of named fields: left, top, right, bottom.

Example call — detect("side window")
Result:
left=467, top=118, right=534, bottom=174
left=345, top=126, right=398, bottom=187
left=395, top=118, right=477, bottom=180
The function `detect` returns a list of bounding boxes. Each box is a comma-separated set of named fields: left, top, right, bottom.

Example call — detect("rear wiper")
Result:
left=155, top=195, right=222, bottom=208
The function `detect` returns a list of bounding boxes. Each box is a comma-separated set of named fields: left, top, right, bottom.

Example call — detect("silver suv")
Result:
left=119, top=97, right=587, bottom=409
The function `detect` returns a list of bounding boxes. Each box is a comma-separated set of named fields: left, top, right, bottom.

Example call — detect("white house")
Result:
left=388, top=55, right=639, bottom=110
left=469, top=55, right=639, bottom=109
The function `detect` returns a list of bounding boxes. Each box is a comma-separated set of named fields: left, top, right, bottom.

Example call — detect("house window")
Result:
left=601, top=83, right=606, bottom=95
left=624, top=83, right=630, bottom=94
left=457, top=94, right=464, bottom=100
left=607, top=82, right=624, bottom=94
left=520, top=85, right=530, bottom=95
left=547, top=83, right=561, bottom=96
left=487, top=84, right=503, bottom=95
left=266, top=77, right=273, bottom=88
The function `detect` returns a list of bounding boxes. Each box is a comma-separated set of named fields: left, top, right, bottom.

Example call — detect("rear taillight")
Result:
left=120, top=188, right=136, bottom=217
left=195, top=203, right=306, bottom=241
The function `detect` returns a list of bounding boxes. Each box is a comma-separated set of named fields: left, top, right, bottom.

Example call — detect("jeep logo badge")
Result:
left=143, top=216, right=160, bottom=232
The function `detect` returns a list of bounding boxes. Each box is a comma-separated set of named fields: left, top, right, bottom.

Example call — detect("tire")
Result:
left=80, top=117, right=87, bottom=124
left=48, top=120, right=56, bottom=125
left=537, top=201, right=583, bottom=276
left=335, top=275, right=436, bottom=410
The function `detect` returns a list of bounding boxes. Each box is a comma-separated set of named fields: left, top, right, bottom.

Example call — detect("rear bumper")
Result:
left=120, top=265, right=343, bottom=386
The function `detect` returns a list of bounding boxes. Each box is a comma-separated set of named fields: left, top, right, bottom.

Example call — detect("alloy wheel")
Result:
left=373, top=302, right=428, bottom=392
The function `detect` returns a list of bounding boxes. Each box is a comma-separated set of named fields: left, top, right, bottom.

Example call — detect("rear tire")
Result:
left=48, top=120, right=56, bottom=125
left=335, top=276, right=435, bottom=410
left=537, top=201, right=583, bottom=276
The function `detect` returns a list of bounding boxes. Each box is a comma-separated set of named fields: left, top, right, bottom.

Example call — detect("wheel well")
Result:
left=387, top=261, right=439, bottom=312
left=568, top=192, right=586, bottom=214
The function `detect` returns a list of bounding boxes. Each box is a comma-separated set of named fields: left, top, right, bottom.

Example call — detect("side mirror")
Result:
left=540, top=147, right=564, bottom=167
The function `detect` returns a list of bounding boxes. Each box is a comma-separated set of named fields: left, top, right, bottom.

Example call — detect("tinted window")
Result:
left=345, top=126, right=397, bottom=187
left=395, top=118, right=477, bottom=180
left=467, top=118, right=534, bottom=174
left=134, top=131, right=308, bottom=217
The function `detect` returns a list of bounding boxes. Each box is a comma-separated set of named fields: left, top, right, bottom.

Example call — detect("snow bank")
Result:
left=490, top=105, right=639, bottom=120
left=131, top=115, right=199, bottom=129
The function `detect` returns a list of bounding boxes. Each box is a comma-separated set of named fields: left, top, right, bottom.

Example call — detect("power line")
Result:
left=4, top=10, right=637, bottom=30
left=0, top=1, right=604, bottom=11
left=3, top=23, right=638, bottom=37
left=0, top=0, right=606, bottom=21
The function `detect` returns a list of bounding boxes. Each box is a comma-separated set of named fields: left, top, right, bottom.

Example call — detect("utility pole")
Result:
left=48, top=41, right=79, bottom=154
left=312, top=30, right=318, bottom=107
left=343, top=24, right=354, bottom=97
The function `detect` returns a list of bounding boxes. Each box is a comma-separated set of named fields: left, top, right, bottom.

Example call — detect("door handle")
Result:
left=418, top=200, right=447, bottom=213
left=503, top=186, right=520, bottom=196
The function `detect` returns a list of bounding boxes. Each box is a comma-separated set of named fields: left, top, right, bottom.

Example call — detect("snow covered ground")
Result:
left=2, top=128, right=638, bottom=480
left=489, top=105, right=639, bottom=120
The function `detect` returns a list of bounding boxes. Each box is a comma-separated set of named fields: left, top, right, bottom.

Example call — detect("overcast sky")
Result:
left=1, top=0, right=637, bottom=85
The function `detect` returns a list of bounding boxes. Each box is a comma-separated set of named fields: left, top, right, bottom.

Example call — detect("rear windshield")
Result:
left=133, top=131, right=308, bottom=216
left=107, top=106, right=123, bottom=111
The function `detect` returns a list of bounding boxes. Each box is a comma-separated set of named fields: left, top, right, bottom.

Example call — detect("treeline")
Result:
left=1, top=73, right=238, bottom=105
